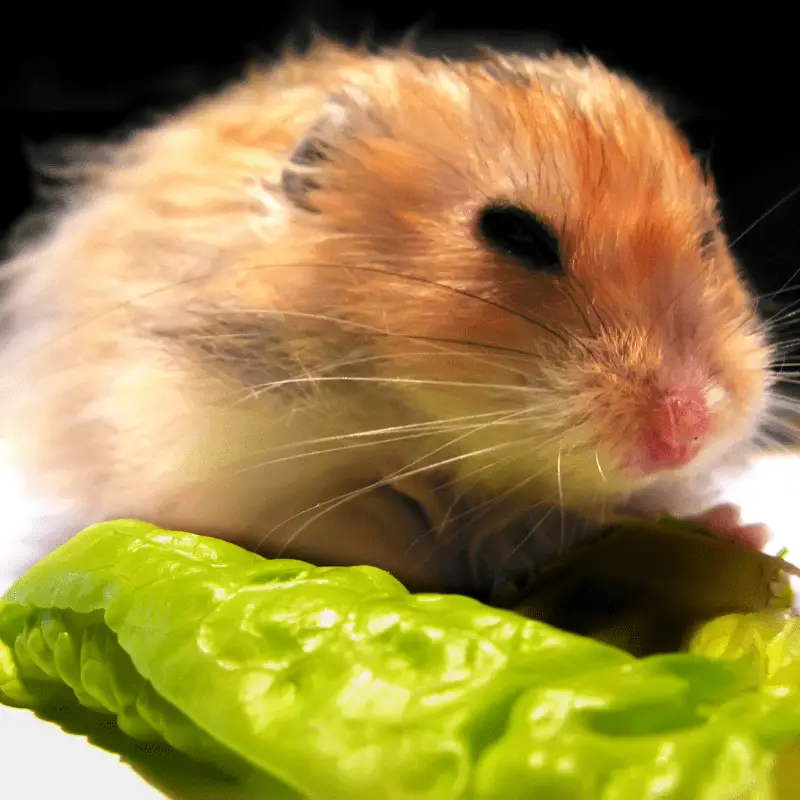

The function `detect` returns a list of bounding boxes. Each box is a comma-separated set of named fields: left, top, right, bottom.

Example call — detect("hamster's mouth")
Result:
left=624, top=439, right=705, bottom=479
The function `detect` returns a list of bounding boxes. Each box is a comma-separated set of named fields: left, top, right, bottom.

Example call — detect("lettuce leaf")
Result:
left=2, top=520, right=800, bottom=799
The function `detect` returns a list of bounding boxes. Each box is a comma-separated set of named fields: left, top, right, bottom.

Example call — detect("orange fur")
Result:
left=0, top=41, right=774, bottom=599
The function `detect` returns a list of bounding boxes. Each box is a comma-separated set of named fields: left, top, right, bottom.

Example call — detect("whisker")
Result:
left=728, top=182, right=800, bottom=249
left=558, top=281, right=596, bottom=336
left=243, top=374, right=545, bottom=399
left=501, top=507, right=557, bottom=565
left=457, top=435, right=598, bottom=569
left=424, top=429, right=571, bottom=538
left=379, top=337, right=535, bottom=377
left=271, top=439, right=523, bottom=558
left=760, top=419, right=800, bottom=440
left=759, top=421, right=799, bottom=441
left=247, top=262, right=573, bottom=344
left=765, top=393, right=800, bottom=408
left=240, top=409, right=521, bottom=452
left=7, top=259, right=574, bottom=361
left=257, top=406, right=536, bottom=553
left=767, top=376, right=800, bottom=386
left=771, top=337, right=800, bottom=349
left=375, top=332, right=539, bottom=358
left=752, top=432, right=794, bottom=455
left=569, top=275, right=609, bottom=335
left=595, top=448, right=607, bottom=482
left=188, top=306, right=542, bottom=362
left=761, top=401, right=800, bottom=417
left=409, top=462, right=558, bottom=569
left=766, top=300, right=800, bottom=327
left=235, top=425, right=506, bottom=471
left=238, top=414, right=525, bottom=471
left=294, top=344, right=538, bottom=382
left=406, top=449, right=542, bottom=559
left=760, top=271, right=800, bottom=304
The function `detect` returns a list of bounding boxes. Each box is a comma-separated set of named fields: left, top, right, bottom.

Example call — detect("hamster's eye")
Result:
left=477, top=204, right=564, bottom=275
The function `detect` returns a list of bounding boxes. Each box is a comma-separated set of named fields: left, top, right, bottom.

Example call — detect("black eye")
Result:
left=477, top=203, right=564, bottom=275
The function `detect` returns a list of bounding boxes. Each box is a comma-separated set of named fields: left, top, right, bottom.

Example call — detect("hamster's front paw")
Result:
left=680, top=503, right=771, bottom=550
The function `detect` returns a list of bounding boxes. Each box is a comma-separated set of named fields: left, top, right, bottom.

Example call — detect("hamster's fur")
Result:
left=0, top=42, right=778, bottom=600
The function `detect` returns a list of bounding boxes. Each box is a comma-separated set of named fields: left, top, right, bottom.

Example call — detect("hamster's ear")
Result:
left=281, top=89, right=373, bottom=213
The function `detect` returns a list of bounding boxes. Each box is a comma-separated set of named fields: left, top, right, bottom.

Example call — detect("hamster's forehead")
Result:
left=364, top=51, right=714, bottom=226
left=487, top=53, right=638, bottom=111
left=283, top=46, right=715, bottom=245
left=477, top=54, right=706, bottom=189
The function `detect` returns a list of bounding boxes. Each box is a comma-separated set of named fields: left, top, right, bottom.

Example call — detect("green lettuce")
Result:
left=2, top=519, right=800, bottom=799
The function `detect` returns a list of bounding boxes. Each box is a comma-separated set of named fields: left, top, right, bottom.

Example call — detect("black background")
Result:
left=1, top=6, right=798, bottom=304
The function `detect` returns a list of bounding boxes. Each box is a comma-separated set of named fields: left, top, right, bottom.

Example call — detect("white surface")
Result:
left=0, top=455, right=799, bottom=797
left=0, top=449, right=165, bottom=795
left=0, top=704, right=165, bottom=799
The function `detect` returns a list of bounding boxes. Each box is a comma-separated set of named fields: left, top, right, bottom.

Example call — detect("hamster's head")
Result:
left=253, top=48, right=774, bottom=514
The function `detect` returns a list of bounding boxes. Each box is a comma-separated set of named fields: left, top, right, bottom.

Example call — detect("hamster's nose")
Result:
left=640, top=386, right=710, bottom=471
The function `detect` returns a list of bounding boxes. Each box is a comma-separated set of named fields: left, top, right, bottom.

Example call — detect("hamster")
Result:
left=0, top=41, right=780, bottom=603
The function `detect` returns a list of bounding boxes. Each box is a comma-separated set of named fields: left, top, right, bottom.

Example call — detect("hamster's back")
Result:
left=0, top=44, right=383, bottom=481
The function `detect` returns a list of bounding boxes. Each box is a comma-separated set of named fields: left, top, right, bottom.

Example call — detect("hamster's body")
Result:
left=0, top=42, right=776, bottom=600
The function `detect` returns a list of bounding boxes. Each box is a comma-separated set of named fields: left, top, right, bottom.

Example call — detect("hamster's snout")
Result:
left=638, top=386, right=711, bottom=473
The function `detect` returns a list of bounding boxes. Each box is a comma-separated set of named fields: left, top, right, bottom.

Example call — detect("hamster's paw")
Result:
left=681, top=502, right=771, bottom=551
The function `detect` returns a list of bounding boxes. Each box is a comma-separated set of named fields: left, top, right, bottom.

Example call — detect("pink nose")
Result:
left=641, top=386, right=710, bottom=471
